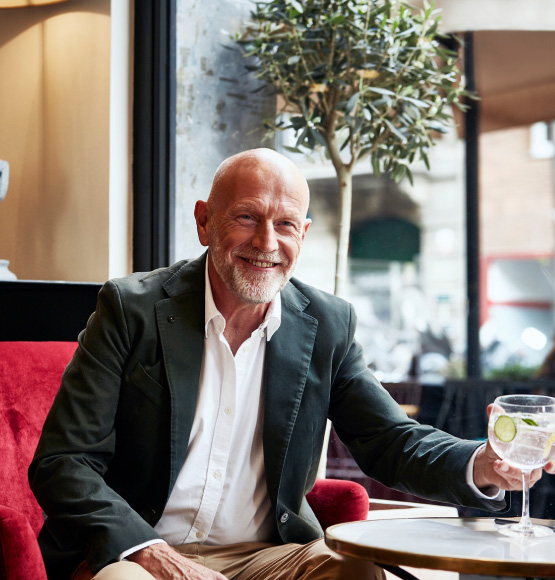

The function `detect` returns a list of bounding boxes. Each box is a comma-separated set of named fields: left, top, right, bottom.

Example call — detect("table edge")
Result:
left=324, top=517, right=555, bottom=577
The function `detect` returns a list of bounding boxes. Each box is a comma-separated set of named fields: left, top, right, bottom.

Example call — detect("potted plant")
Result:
left=234, top=0, right=470, bottom=297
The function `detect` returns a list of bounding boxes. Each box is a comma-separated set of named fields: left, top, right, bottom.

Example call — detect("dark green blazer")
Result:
left=29, top=253, right=504, bottom=577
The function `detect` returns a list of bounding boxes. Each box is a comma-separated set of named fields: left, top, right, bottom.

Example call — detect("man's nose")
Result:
left=253, top=221, right=279, bottom=252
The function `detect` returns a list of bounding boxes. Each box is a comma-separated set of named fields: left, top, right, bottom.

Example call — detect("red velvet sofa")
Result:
left=0, top=340, right=370, bottom=580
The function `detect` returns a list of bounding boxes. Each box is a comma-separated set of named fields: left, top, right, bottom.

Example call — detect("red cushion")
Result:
left=0, top=341, right=78, bottom=536
left=0, top=505, right=47, bottom=580
left=306, top=478, right=369, bottom=531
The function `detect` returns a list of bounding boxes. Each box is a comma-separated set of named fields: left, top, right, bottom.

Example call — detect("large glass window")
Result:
left=170, top=2, right=555, bottom=519
left=288, top=119, right=468, bottom=386
left=480, top=125, right=555, bottom=379
left=282, top=34, right=555, bottom=519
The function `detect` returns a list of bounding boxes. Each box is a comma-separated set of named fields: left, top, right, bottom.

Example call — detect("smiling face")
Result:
left=195, top=149, right=311, bottom=306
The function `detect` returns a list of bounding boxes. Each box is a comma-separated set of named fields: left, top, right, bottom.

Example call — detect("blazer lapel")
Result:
left=263, top=282, right=318, bottom=501
left=156, top=254, right=207, bottom=490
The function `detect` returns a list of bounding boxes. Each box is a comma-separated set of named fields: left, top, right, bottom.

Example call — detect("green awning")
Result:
left=350, top=218, right=420, bottom=262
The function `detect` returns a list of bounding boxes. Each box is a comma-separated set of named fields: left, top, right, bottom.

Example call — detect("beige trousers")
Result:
left=72, top=539, right=385, bottom=580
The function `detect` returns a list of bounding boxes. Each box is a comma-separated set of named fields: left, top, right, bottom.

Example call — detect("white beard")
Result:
left=208, top=237, right=293, bottom=304
left=227, top=263, right=288, bottom=304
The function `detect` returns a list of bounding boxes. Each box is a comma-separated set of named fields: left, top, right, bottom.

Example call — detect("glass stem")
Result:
left=519, top=469, right=533, bottom=532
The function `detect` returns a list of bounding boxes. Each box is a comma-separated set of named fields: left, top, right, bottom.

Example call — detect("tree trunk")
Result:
left=317, top=167, right=353, bottom=478
left=334, top=165, right=353, bottom=298
left=318, top=135, right=354, bottom=479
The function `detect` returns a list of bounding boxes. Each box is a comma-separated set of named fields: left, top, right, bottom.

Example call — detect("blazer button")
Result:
left=168, top=315, right=176, bottom=323
left=280, top=512, right=290, bottom=523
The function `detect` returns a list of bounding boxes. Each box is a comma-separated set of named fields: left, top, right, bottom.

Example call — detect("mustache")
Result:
left=234, top=248, right=289, bottom=265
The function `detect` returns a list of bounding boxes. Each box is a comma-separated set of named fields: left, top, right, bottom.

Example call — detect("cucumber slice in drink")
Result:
left=494, top=415, right=517, bottom=442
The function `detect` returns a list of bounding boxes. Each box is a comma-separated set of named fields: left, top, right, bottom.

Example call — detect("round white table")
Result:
left=325, top=517, right=555, bottom=578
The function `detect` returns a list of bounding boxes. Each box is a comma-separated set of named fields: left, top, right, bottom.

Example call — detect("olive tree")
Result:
left=235, top=0, right=469, bottom=297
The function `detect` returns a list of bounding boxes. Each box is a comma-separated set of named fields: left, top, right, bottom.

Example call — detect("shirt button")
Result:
left=224, top=407, right=232, bottom=415
left=259, top=330, right=265, bottom=337
left=196, top=531, right=204, bottom=539
left=280, top=512, right=290, bottom=523
left=213, top=470, right=221, bottom=479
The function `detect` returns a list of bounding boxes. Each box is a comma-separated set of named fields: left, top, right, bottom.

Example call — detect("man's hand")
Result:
left=473, top=438, right=543, bottom=492
left=473, top=404, right=548, bottom=493
left=127, top=543, right=228, bottom=580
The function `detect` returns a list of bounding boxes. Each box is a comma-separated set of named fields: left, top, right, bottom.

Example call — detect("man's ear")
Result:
left=194, top=201, right=209, bottom=246
left=301, top=218, right=312, bottom=242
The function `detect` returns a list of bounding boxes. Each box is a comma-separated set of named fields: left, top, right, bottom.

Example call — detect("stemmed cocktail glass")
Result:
left=488, top=394, right=555, bottom=537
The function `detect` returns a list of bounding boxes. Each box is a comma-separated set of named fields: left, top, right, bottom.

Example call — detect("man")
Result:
left=30, top=149, right=549, bottom=580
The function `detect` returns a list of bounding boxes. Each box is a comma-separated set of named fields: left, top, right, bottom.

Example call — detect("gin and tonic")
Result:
left=488, top=394, right=555, bottom=537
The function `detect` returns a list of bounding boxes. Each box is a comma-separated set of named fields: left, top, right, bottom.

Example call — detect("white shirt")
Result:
left=153, top=264, right=281, bottom=546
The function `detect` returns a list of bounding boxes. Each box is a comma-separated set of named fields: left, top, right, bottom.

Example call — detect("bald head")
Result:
left=207, top=148, right=310, bottom=218
left=194, top=148, right=312, bottom=307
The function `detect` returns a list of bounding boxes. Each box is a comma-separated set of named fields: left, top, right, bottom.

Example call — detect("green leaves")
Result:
left=345, top=92, right=360, bottom=115
left=384, top=119, right=407, bottom=143
left=289, top=0, right=304, bottom=14
left=235, top=0, right=471, bottom=181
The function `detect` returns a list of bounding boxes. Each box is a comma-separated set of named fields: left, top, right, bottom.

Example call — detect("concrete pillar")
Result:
left=174, top=0, right=276, bottom=261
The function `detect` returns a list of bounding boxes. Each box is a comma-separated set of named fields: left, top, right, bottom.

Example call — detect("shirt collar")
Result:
left=204, top=259, right=281, bottom=341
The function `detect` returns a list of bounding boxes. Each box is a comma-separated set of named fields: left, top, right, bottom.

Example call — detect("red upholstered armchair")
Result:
left=0, top=340, right=370, bottom=580
left=0, top=341, right=78, bottom=580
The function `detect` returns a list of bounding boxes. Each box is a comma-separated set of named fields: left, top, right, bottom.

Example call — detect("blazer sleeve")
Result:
left=328, top=304, right=505, bottom=513
left=28, top=280, right=164, bottom=574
